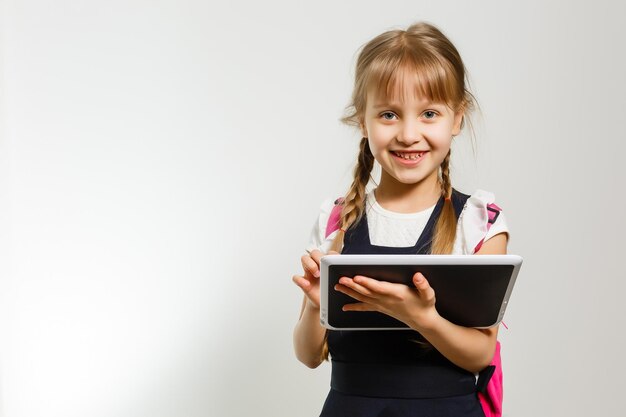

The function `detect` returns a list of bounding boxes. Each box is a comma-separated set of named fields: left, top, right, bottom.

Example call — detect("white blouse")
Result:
left=305, top=189, right=509, bottom=255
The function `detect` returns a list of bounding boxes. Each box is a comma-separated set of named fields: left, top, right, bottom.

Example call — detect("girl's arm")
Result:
left=335, top=233, right=508, bottom=373
left=292, top=249, right=331, bottom=368
left=293, top=296, right=327, bottom=368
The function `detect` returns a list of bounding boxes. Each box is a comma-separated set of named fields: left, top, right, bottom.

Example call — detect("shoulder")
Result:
left=304, top=197, right=341, bottom=254
left=453, top=188, right=500, bottom=225
left=453, top=189, right=510, bottom=254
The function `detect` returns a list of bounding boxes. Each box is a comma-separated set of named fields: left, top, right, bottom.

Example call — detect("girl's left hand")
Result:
left=334, top=272, right=440, bottom=330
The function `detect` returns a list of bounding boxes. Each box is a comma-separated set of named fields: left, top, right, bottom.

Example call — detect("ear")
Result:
left=451, top=110, right=465, bottom=137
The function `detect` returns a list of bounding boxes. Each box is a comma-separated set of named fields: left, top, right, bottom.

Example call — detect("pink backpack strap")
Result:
left=324, top=197, right=344, bottom=238
left=474, top=202, right=505, bottom=417
left=478, top=341, right=503, bottom=417
left=473, top=203, right=502, bottom=253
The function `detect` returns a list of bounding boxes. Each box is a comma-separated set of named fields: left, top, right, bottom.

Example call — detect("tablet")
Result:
left=320, top=254, right=522, bottom=330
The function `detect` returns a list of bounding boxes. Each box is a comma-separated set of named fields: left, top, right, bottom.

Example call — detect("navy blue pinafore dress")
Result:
left=319, top=190, right=485, bottom=417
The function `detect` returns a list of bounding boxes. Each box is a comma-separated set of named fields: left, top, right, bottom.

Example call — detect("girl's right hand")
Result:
left=292, top=249, right=338, bottom=309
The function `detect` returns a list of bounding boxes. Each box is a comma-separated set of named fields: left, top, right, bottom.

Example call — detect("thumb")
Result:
left=413, top=272, right=429, bottom=290
left=413, top=272, right=435, bottom=301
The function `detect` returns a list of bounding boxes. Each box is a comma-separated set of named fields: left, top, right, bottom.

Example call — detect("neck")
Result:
left=375, top=170, right=443, bottom=213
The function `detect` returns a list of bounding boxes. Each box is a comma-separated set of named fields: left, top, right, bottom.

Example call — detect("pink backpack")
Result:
left=324, top=198, right=504, bottom=417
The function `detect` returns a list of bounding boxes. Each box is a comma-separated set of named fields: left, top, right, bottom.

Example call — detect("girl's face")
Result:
left=361, top=83, right=464, bottom=193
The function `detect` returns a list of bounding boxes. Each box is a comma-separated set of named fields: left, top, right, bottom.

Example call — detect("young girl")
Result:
left=292, top=22, right=509, bottom=417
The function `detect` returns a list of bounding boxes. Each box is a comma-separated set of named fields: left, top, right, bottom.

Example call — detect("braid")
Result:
left=323, top=137, right=375, bottom=361
left=329, top=137, right=375, bottom=253
left=440, top=151, right=453, bottom=199
left=431, top=150, right=457, bottom=254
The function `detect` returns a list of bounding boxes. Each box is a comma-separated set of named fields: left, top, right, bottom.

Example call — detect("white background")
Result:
left=1, top=1, right=625, bottom=416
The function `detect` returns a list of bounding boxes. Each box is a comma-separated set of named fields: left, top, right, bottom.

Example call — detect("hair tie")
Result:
left=444, top=197, right=451, bottom=202
left=340, top=228, right=346, bottom=233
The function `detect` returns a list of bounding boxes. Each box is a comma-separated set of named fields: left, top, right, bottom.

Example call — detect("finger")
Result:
left=352, top=275, right=395, bottom=295
left=309, top=249, right=324, bottom=266
left=334, top=283, right=373, bottom=304
left=342, top=302, right=377, bottom=312
left=292, top=275, right=311, bottom=290
left=413, top=272, right=435, bottom=301
left=301, top=254, right=320, bottom=278
left=327, top=250, right=340, bottom=255
left=338, top=277, right=375, bottom=297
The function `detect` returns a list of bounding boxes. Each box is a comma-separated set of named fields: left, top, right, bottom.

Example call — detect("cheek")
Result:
left=425, top=124, right=454, bottom=146
left=367, top=138, right=384, bottom=159
left=367, top=130, right=389, bottom=153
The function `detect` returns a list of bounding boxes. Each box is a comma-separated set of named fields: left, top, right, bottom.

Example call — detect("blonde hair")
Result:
left=322, top=22, right=477, bottom=361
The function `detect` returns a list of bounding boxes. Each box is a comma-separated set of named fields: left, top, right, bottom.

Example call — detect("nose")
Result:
left=396, top=119, right=422, bottom=146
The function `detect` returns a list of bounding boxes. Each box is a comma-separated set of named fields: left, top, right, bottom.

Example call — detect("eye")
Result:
left=380, top=111, right=397, bottom=120
left=423, top=110, right=438, bottom=119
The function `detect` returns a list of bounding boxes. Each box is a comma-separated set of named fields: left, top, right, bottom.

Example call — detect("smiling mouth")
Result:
left=391, top=151, right=426, bottom=160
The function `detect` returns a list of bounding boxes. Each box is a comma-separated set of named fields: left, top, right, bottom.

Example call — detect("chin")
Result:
left=395, top=176, right=428, bottom=185
left=392, top=169, right=439, bottom=186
